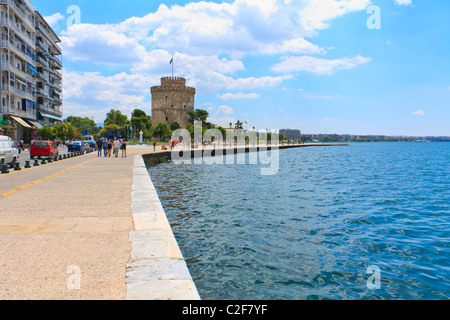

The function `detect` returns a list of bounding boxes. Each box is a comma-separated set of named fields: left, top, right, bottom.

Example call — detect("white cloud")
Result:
left=272, top=55, right=371, bottom=74
left=302, top=0, right=371, bottom=30
left=62, top=69, right=153, bottom=122
left=411, top=110, right=425, bottom=116
left=44, top=13, right=65, bottom=29
left=209, top=105, right=235, bottom=126
left=61, top=24, right=147, bottom=65
left=394, top=0, right=413, bottom=6
left=218, top=92, right=260, bottom=100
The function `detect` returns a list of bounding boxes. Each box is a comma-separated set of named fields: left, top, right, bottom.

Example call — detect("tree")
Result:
left=104, top=109, right=129, bottom=128
left=54, top=124, right=69, bottom=139
left=152, top=122, right=172, bottom=142
left=65, top=116, right=97, bottom=134
left=131, top=109, right=151, bottom=132
left=170, top=122, right=181, bottom=131
left=36, top=125, right=54, bottom=140
left=102, top=124, right=122, bottom=137
left=188, top=109, right=209, bottom=124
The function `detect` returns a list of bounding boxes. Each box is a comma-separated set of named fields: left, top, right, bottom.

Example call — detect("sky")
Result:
left=32, top=0, right=450, bottom=136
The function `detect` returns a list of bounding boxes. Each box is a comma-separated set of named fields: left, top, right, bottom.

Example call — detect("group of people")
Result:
left=96, top=138, right=127, bottom=158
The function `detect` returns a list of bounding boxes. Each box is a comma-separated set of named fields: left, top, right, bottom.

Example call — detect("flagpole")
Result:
left=172, top=54, right=174, bottom=78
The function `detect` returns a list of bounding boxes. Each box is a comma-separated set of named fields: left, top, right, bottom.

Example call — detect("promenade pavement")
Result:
left=0, top=146, right=154, bottom=299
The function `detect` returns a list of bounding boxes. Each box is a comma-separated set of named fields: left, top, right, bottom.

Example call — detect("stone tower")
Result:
left=151, top=77, right=196, bottom=128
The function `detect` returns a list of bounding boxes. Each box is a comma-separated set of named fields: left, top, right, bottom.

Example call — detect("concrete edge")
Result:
left=126, top=155, right=201, bottom=300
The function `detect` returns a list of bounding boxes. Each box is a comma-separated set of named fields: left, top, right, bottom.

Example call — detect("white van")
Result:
left=0, top=135, right=19, bottom=168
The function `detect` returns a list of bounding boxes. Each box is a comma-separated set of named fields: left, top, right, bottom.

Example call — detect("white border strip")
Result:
left=126, top=155, right=201, bottom=300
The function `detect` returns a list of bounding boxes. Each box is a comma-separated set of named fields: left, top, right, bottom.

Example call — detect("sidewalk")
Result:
left=0, top=148, right=141, bottom=299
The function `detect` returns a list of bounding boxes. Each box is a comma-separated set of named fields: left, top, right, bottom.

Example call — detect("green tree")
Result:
left=131, top=109, right=152, bottom=132
left=54, top=124, right=69, bottom=139
left=102, top=124, right=122, bottom=137
left=105, top=109, right=129, bottom=127
left=65, top=116, right=97, bottom=134
left=188, top=109, right=209, bottom=124
left=170, top=122, right=181, bottom=131
left=66, top=124, right=76, bottom=140
left=152, top=122, right=172, bottom=142
left=36, top=125, right=54, bottom=140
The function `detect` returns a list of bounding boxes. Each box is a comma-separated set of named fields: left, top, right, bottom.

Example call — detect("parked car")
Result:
left=68, top=141, right=85, bottom=152
left=30, top=141, right=59, bottom=159
left=88, top=140, right=97, bottom=149
left=0, top=135, right=20, bottom=168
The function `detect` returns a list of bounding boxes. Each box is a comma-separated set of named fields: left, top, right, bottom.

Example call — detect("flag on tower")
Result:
left=170, top=57, right=174, bottom=64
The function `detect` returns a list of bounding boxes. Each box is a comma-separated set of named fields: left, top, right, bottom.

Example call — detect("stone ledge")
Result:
left=126, top=155, right=201, bottom=300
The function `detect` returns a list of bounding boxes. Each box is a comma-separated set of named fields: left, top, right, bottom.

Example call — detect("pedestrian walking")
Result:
left=121, top=139, right=128, bottom=158
left=107, top=139, right=113, bottom=157
left=97, top=139, right=103, bottom=157
left=113, top=139, right=121, bottom=157
left=153, top=140, right=157, bottom=152
left=103, top=139, right=107, bottom=156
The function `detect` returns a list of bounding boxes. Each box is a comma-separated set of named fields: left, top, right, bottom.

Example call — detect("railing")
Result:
left=37, top=23, right=59, bottom=50
left=49, top=56, right=62, bottom=69
left=0, top=0, right=35, bottom=30
left=2, top=17, right=34, bottom=48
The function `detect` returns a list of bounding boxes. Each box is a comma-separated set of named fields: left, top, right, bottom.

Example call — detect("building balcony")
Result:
left=0, top=0, right=35, bottom=30
left=49, top=56, right=62, bottom=69
left=36, top=24, right=61, bottom=54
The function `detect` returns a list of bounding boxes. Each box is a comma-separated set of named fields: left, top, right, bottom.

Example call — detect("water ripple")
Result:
left=148, top=142, right=450, bottom=300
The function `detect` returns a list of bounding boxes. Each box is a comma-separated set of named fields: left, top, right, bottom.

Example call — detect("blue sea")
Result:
left=147, top=142, right=450, bottom=300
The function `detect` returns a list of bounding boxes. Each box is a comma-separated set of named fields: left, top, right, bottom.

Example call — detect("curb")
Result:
left=126, top=155, right=201, bottom=300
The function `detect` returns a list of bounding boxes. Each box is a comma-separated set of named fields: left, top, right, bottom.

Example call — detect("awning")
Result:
left=11, top=116, right=32, bottom=128
left=26, top=119, right=43, bottom=129
left=27, top=100, right=36, bottom=106
left=15, top=34, right=25, bottom=44
left=39, top=111, right=63, bottom=121
left=27, top=63, right=38, bottom=74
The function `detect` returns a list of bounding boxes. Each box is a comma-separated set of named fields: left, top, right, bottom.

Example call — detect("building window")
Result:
left=171, top=104, right=173, bottom=108
left=166, top=117, right=168, bottom=121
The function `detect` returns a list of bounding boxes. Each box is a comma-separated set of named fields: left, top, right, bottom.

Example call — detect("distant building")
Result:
left=151, top=76, right=195, bottom=128
left=280, top=129, right=301, bottom=141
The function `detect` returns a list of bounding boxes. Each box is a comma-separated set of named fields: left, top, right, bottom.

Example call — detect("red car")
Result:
left=30, top=141, right=59, bottom=159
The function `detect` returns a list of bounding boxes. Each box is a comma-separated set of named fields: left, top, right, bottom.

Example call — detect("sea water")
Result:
left=147, top=142, right=450, bottom=300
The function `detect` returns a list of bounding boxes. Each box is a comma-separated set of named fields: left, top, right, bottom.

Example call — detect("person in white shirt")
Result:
left=113, top=139, right=121, bottom=157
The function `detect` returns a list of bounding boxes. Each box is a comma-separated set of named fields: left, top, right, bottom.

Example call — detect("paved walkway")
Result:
left=0, top=147, right=152, bottom=299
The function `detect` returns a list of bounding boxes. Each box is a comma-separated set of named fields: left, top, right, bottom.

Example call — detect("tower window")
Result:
left=171, top=104, right=173, bottom=108
left=166, top=117, right=168, bottom=121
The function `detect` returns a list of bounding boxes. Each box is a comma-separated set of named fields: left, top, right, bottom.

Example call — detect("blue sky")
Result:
left=34, top=0, right=449, bottom=136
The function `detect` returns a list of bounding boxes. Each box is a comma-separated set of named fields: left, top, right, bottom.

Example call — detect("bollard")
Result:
left=25, top=160, right=31, bottom=168
left=53, top=156, right=58, bottom=162
left=59, top=155, right=62, bottom=161
left=14, top=162, right=21, bottom=171
left=34, top=159, right=40, bottom=167
left=41, top=159, right=47, bottom=165
left=1, top=164, right=9, bottom=174
left=47, top=157, right=53, bottom=163
left=63, top=154, right=67, bottom=159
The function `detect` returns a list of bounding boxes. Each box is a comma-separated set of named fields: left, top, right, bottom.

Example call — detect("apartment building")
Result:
left=35, top=11, right=62, bottom=130
left=0, top=0, right=62, bottom=142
